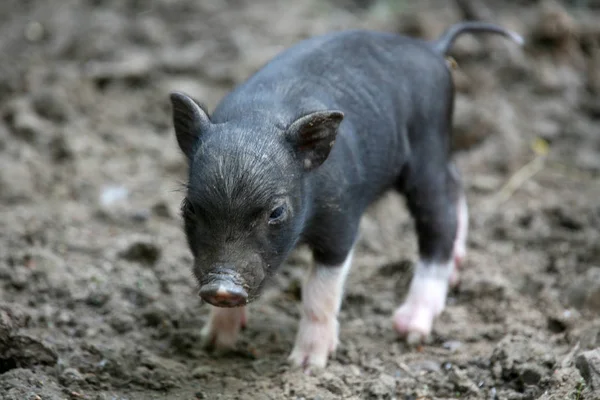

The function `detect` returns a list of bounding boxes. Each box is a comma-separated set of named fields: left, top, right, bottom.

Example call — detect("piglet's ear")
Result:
left=286, top=110, right=344, bottom=171
left=170, top=91, right=212, bottom=160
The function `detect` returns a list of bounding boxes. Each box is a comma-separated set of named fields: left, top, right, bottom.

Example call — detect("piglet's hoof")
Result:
left=200, top=307, right=247, bottom=350
left=393, top=271, right=449, bottom=345
left=288, top=317, right=339, bottom=372
left=393, top=303, right=437, bottom=345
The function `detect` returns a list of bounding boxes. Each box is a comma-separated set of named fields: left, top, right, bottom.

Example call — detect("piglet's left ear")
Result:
left=285, top=110, right=344, bottom=171
left=170, top=91, right=212, bottom=161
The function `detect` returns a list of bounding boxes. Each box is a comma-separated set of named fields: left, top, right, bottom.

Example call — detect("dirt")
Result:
left=1, top=0, right=599, bottom=399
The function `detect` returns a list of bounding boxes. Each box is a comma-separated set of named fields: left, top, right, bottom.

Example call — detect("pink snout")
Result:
left=199, top=277, right=248, bottom=307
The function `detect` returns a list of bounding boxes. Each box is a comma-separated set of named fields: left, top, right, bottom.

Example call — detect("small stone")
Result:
left=24, top=21, right=44, bottom=42
left=141, top=304, right=170, bottom=327
left=350, top=365, right=361, bottom=376
left=118, top=238, right=161, bottom=265
left=530, top=0, right=578, bottom=46
left=49, top=135, right=74, bottom=162
left=100, top=185, right=129, bottom=208
left=60, top=367, right=84, bottom=385
left=129, top=209, right=151, bottom=223
left=151, top=201, right=173, bottom=218
left=31, top=87, right=72, bottom=123
left=576, top=349, right=600, bottom=390
left=108, top=313, right=135, bottom=334
left=191, top=365, right=212, bottom=378
left=10, top=268, right=30, bottom=290
left=8, top=108, right=46, bottom=143
left=442, top=340, right=463, bottom=352
left=85, top=290, right=111, bottom=308
left=56, top=310, right=74, bottom=326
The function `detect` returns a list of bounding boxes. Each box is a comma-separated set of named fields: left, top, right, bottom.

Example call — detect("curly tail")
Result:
left=432, top=21, right=524, bottom=55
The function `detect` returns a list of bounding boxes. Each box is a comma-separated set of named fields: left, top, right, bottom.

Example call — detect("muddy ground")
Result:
left=1, top=0, right=600, bottom=399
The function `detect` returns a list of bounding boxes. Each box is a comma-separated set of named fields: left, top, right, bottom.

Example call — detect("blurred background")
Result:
left=0, top=1, right=599, bottom=399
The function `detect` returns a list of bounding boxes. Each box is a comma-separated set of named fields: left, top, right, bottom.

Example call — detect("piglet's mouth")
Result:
left=198, top=275, right=248, bottom=307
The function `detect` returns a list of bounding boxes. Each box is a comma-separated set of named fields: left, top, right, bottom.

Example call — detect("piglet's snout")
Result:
left=199, top=276, right=248, bottom=307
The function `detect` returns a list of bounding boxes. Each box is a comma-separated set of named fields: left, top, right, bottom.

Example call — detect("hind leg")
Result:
left=450, top=192, right=468, bottom=287
left=393, top=162, right=467, bottom=342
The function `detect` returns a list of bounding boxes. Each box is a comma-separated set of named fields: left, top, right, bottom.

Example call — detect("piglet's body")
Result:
left=170, top=22, right=523, bottom=371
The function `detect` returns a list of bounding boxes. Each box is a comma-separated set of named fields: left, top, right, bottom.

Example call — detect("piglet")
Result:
left=169, top=21, right=523, bottom=370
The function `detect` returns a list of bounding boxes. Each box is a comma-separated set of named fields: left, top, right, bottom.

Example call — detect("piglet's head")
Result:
left=170, top=92, right=343, bottom=307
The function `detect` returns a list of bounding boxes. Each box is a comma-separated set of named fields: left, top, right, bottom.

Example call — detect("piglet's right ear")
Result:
left=170, top=91, right=211, bottom=160
left=286, top=110, right=344, bottom=171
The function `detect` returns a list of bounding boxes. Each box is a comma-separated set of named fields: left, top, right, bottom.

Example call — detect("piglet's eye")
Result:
left=268, top=204, right=287, bottom=224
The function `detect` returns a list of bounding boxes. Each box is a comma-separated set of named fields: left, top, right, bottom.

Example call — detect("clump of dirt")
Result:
left=0, top=0, right=599, bottom=399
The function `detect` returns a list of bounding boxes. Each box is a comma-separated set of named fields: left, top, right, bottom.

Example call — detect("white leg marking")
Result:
left=200, top=306, right=247, bottom=349
left=288, top=249, right=354, bottom=370
left=454, top=194, right=469, bottom=263
left=393, top=260, right=453, bottom=344
left=450, top=195, right=469, bottom=287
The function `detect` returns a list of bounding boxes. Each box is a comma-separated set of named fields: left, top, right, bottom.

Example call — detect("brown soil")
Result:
left=1, top=0, right=600, bottom=399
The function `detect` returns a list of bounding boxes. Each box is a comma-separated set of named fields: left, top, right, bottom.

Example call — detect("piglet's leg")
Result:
left=288, top=249, right=354, bottom=371
left=394, top=162, right=466, bottom=343
left=200, top=306, right=247, bottom=349
left=450, top=194, right=468, bottom=287
left=393, top=260, right=453, bottom=343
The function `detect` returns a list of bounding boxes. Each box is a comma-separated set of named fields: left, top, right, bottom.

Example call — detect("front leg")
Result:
left=288, top=249, right=354, bottom=371
left=200, top=306, right=247, bottom=349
